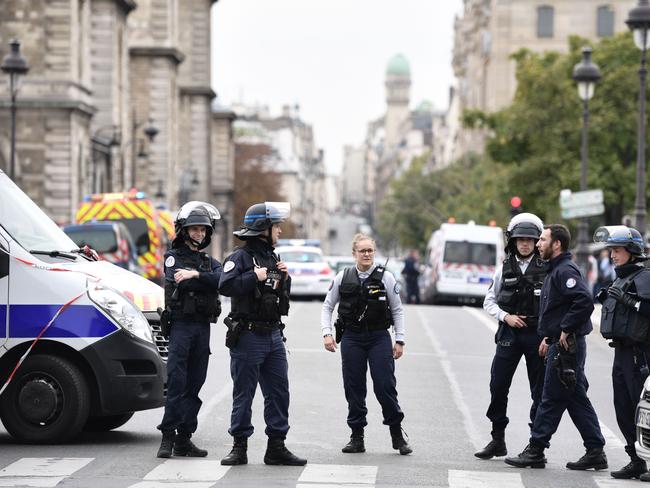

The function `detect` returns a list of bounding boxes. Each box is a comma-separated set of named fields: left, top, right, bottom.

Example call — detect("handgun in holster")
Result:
left=157, top=307, right=172, bottom=339
left=224, top=315, right=242, bottom=349
left=553, top=333, right=577, bottom=392
left=334, top=318, right=345, bottom=344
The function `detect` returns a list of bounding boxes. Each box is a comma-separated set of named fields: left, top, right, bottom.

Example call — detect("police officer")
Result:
left=321, top=233, right=412, bottom=455
left=476, top=213, right=548, bottom=459
left=593, top=226, right=650, bottom=479
left=506, top=224, right=607, bottom=470
left=219, top=202, right=306, bottom=466
left=157, top=201, right=222, bottom=458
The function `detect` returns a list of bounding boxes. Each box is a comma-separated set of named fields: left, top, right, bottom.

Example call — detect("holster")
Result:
left=552, top=333, right=577, bottom=392
left=334, top=318, right=344, bottom=344
left=158, top=307, right=172, bottom=339
left=495, top=321, right=515, bottom=346
left=224, top=315, right=242, bottom=349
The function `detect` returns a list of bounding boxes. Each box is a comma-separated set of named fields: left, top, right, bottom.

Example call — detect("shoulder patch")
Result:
left=394, top=283, right=401, bottom=295
left=224, top=261, right=235, bottom=273
left=165, top=256, right=175, bottom=268
left=566, top=278, right=576, bottom=289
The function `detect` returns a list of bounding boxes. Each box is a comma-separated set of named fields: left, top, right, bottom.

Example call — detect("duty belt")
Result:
left=243, top=321, right=281, bottom=334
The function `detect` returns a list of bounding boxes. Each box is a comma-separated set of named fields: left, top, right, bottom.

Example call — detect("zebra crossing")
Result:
left=0, top=457, right=635, bottom=488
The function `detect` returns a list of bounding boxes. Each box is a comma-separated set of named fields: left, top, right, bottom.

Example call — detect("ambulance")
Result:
left=0, top=170, right=167, bottom=443
left=76, top=190, right=166, bottom=282
left=421, top=221, right=505, bottom=304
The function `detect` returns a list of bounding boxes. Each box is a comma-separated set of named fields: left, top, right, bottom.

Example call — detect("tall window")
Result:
left=537, top=6, right=554, bottom=38
left=597, top=5, right=615, bottom=37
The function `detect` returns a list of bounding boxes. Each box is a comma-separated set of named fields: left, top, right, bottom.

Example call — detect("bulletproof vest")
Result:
left=496, top=254, right=548, bottom=328
left=234, top=245, right=289, bottom=323
left=165, top=248, right=221, bottom=323
left=601, top=267, right=650, bottom=343
left=337, top=265, right=392, bottom=330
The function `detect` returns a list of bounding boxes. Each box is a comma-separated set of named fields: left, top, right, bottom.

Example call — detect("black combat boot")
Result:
left=221, top=437, right=248, bottom=465
left=156, top=431, right=175, bottom=458
left=263, top=436, right=307, bottom=466
left=611, top=445, right=647, bottom=479
left=173, top=433, right=208, bottom=457
left=504, top=442, right=547, bottom=468
left=474, top=430, right=507, bottom=459
left=389, top=424, right=413, bottom=455
left=342, top=428, right=365, bottom=453
left=566, top=447, right=608, bottom=471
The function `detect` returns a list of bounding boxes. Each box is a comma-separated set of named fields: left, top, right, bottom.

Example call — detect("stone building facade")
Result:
left=0, top=0, right=235, bottom=229
left=447, top=0, right=636, bottom=165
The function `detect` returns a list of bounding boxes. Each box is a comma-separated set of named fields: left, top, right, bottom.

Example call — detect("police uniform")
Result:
left=218, top=201, right=305, bottom=467
left=478, top=253, right=547, bottom=458
left=156, top=202, right=222, bottom=459
left=506, top=251, right=606, bottom=469
left=321, top=263, right=411, bottom=454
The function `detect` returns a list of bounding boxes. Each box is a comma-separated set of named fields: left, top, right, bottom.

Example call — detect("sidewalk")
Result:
left=592, top=303, right=602, bottom=333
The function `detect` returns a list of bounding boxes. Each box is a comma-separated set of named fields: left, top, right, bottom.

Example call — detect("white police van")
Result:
left=0, top=169, right=167, bottom=443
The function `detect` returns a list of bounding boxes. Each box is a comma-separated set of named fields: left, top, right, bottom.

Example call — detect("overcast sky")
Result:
left=210, top=0, right=464, bottom=174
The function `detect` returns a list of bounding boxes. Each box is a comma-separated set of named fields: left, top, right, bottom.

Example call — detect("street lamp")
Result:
left=626, top=0, right=650, bottom=236
left=129, top=115, right=158, bottom=189
left=572, top=46, right=601, bottom=276
left=1, top=39, right=29, bottom=181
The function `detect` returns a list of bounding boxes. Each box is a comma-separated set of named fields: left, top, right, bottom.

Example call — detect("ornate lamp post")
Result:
left=128, top=115, right=158, bottom=189
left=1, top=39, right=29, bottom=181
left=572, top=46, right=601, bottom=276
left=626, top=0, right=650, bottom=235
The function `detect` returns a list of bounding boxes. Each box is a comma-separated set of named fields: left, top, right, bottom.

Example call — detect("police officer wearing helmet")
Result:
left=156, top=201, right=223, bottom=458
left=219, top=202, right=306, bottom=467
left=477, top=213, right=548, bottom=460
left=321, top=233, right=412, bottom=455
left=593, top=226, right=650, bottom=480
left=506, top=224, right=606, bottom=470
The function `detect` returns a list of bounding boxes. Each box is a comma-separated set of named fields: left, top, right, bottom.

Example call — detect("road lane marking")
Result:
left=130, top=483, right=215, bottom=488
left=416, top=308, right=483, bottom=451
left=0, top=458, right=93, bottom=487
left=141, top=459, right=229, bottom=482
left=593, top=477, right=640, bottom=488
left=449, top=469, right=524, bottom=488
left=297, top=463, right=377, bottom=485
left=463, top=306, right=626, bottom=450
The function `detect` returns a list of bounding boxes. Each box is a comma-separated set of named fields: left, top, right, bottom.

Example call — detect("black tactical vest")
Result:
left=496, top=254, right=548, bottom=329
left=337, top=265, right=392, bottom=330
left=164, top=248, right=221, bottom=323
left=234, top=245, right=289, bottom=323
left=601, top=267, right=650, bottom=343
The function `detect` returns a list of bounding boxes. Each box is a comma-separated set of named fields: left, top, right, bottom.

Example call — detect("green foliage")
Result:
left=376, top=32, right=648, bottom=251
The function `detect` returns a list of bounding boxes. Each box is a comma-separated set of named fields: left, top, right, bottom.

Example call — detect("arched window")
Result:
left=537, top=6, right=554, bottom=38
left=597, top=5, right=615, bottom=37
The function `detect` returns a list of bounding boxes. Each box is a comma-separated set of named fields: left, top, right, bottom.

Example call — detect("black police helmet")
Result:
left=595, top=225, right=647, bottom=258
left=233, top=202, right=290, bottom=240
left=172, top=201, right=220, bottom=250
left=509, top=222, right=541, bottom=240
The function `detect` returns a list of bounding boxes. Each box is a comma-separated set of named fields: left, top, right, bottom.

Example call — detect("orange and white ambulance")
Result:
left=76, top=190, right=166, bottom=282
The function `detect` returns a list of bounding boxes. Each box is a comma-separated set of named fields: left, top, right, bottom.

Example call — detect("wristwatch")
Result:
left=323, top=333, right=333, bottom=338
left=395, top=340, right=405, bottom=346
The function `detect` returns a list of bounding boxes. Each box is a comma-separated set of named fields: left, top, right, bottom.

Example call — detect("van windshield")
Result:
left=108, top=218, right=150, bottom=255
left=0, top=173, right=78, bottom=252
left=65, top=227, right=118, bottom=254
left=444, top=241, right=496, bottom=266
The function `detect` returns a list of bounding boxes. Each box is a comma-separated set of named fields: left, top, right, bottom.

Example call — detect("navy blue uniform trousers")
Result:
left=613, top=344, right=650, bottom=446
left=229, top=329, right=290, bottom=438
left=530, top=336, right=605, bottom=449
left=487, top=329, right=544, bottom=432
left=341, top=329, right=404, bottom=429
left=158, top=322, right=211, bottom=434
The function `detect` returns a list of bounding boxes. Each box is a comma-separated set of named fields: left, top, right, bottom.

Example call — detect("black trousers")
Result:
left=613, top=344, right=650, bottom=446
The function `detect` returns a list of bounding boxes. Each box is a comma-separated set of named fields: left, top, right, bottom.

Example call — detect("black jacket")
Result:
left=538, top=252, right=594, bottom=338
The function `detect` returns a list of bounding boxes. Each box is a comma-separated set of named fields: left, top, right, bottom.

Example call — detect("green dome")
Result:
left=386, top=54, right=410, bottom=76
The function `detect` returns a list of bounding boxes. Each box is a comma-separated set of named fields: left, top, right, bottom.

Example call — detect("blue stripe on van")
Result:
left=2, top=304, right=118, bottom=338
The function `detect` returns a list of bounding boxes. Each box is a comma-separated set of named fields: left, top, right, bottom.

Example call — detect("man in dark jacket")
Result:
left=505, top=224, right=607, bottom=471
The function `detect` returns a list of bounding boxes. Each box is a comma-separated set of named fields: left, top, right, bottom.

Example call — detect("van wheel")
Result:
left=0, top=355, right=90, bottom=444
left=83, top=412, right=134, bottom=432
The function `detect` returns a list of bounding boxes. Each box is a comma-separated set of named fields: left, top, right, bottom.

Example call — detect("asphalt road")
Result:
left=0, top=301, right=635, bottom=488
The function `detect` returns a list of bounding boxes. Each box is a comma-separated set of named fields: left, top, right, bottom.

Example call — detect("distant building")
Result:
left=445, top=0, right=636, bottom=165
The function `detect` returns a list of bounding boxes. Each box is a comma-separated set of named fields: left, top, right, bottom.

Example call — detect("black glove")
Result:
left=595, top=288, right=608, bottom=304
left=608, top=286, right=639, bottom=310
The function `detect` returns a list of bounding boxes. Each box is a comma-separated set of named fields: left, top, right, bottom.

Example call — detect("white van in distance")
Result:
left=421, top=221, right=505, bottom=304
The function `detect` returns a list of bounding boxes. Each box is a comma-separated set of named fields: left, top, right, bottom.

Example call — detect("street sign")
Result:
left=561, top=203, right=605, bottom=219
left=559, top=189, right=603, bottom=209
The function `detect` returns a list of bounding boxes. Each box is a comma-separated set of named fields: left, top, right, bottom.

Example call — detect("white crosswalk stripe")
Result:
left=296, top=463, right=377, bottom=487
left=593, top=477, right=641, bottom=488
left=449, top=470, right=525, bottom=488
left=0, top=458, right=93, bottom=487
left=128, top=459, right=230, bottom=488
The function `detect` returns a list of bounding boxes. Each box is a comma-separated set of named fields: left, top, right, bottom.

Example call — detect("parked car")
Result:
left=325, top=255, right=356, bottom=275
left=63, top=222, right=143, bottom=275
left=277, top=245, right=335, bottom=299
left=635, top=376, right=650, bottom=460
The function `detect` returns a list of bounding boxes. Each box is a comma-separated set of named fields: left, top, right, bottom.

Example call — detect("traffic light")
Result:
left=510, top=196, right=523, bottom=217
